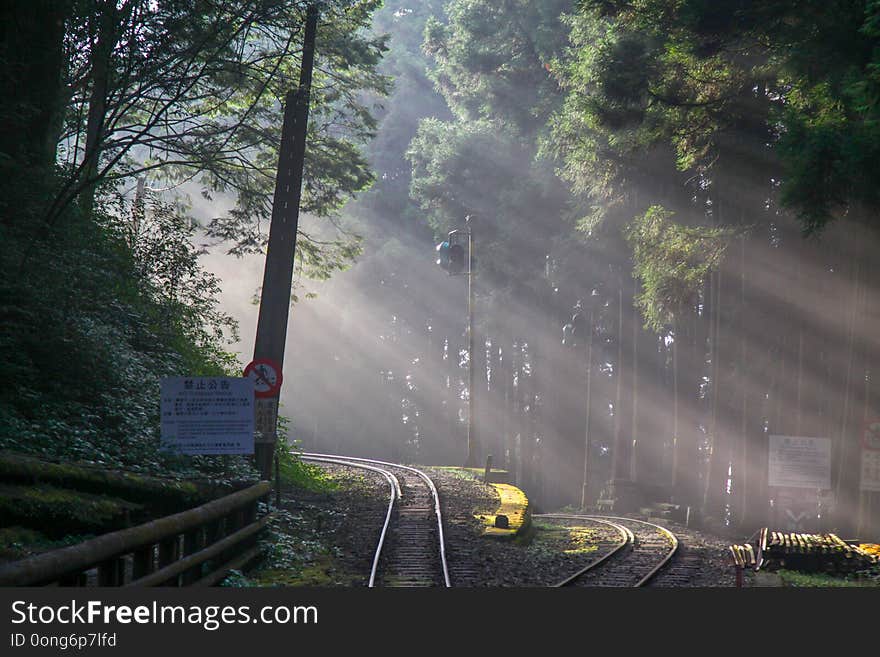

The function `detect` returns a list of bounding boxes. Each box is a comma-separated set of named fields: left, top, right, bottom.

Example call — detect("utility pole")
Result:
left=465, top=216, right=478, bottom=467
left=251, top=4, right=318, bottom=480
left=435, top=217, right=479, bottom=467
left=580, top=301, right=595, bottom=509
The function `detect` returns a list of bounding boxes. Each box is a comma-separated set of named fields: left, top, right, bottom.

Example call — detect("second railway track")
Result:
left=301, top=453, right=451, bottom=588
left=538, top=514, right=679, bottom=587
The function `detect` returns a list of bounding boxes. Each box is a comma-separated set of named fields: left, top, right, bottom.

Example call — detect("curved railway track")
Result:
left=537, top=514, right=679, bottom=587
left=301, top=452, right=451, bottom=588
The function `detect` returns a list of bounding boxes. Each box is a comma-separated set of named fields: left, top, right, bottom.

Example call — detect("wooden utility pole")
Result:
left=252, top=4, right=318, bottom=479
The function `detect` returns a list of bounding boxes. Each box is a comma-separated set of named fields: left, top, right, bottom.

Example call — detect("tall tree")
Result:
left=28, top=0, right=389, bottom=277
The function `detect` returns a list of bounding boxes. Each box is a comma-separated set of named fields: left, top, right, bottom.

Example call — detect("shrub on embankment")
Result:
left=0, top=172, right=257, bottom=486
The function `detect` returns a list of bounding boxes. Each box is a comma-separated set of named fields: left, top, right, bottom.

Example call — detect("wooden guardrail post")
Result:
left=217, top=512, right=238, bottom=572
left=181, top=528, right=202, bottom=585
left=98, top=557, right=124, bottom=586
left=132, top=545, right=153, bottom=581
left=204, top=518, right=224, bottom=575
left=243, top=499, right=260, bottom=556
left=127, top=514, right=273, bottom=587
left=244, top=499, right=257, bottom=526
left=158, top=537, right=179, bottom=585
left=232, top=508, right=244, bottom=533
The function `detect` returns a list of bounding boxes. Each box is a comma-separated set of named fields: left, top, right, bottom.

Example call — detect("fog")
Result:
left=185, top=2, right=879, bottom=538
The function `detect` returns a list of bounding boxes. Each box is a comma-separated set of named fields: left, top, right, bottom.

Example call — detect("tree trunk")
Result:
left=835, top=223, right=864, bottom=535
left=79, top=1, right=119, bottom=218
left=702, top=268, right=728, bottom=519
left=609, top=272, right=637, bottom=508
left=672, top=307, right=701, bottom=509
left=630, top=292, right=640, bottom=483
left=0, top=0, right=68, bottom=171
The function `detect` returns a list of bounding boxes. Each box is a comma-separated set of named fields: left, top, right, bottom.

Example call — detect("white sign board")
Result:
left=768, top=435, right=831, bottom=489
left=253, top=398, right=279, bottom=444
left=861, top=450, right=880, bottom=491
left=861, top=420, right=880, bottom=491
left=161, top=377, right=254, bottom=455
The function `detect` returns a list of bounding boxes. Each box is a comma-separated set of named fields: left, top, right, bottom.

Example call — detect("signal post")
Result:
left=436, top=217, right=479, bottom=467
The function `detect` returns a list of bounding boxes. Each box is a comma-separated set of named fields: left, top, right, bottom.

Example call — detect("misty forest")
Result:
left=3, top=0, right=880, bottom=590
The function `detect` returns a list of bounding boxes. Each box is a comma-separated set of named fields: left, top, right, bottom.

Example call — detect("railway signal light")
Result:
left=448, top=243, right=465, bottom=274
left=435, top=230, right=468, bottom=276
left=563, top=294, right=599, bottom=347
left=432, top=220, right=478, bottom=467
left=435, top=240, right=451, bottom=271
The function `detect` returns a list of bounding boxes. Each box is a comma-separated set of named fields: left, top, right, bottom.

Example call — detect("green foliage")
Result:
left=275, top=415, right=335, bottom=492
left=2, top=1, right=391, bottom=282
left=408, top=118, right=517, bottom=233
left=0, top=527, right=96, bottom=562
left=358, top=0, right=450, bottom=223
left=0, top=483, right=142, bottom=538
left=0, top=451, right=209, bottom=512
left=545, top=3, right=747, bottom=224
left=778, top=78, right=880, bottom=232
left=423, top=0, right=572, bottom=132
left=0, top=2, right=397, bottom=486
left=552, top=0, right=880, bottom=232
left=626, top=206, right=730, bottom=332
left=408, top=116, right=571, bottom=298
left=777, top=568, right=880, bottom=587
left=127, top=194, right=240, bottom=367
left=219, top=569, right=253, bottom=587
left=246, top=502, right=353, bottom=587
left=408, top=1, right=576, bottom=297
left=0, top=172, right=255, bottom=484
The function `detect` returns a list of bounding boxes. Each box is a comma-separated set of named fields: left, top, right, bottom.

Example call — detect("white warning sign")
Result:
left=862, top=420, right=880, bottom=491
left=861, top=450, right=880, bottom=492
left=768, top=435, right=831, bottom=489
left=161, top=377, right=254, bottom=455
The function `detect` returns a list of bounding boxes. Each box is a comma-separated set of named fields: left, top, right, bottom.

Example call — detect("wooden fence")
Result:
left=0, top=481, right=272, bottom=586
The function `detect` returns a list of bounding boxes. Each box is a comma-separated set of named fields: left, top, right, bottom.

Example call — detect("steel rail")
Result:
left=301, top=456, right=400, bottom=587
left=592, top=515, right=679, bottom=586
left=538, top=514, right=631, bottom=587
left=535, top=513, right=677, bottom=587
left=301, top=452, right=452, bottom=587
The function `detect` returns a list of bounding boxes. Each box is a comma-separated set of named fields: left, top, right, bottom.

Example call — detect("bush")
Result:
left=0, top=173, right=254, bottom=485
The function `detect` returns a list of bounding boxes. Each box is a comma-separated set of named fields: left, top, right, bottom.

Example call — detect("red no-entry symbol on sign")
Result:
left=243, top=359, right=283, bottom=398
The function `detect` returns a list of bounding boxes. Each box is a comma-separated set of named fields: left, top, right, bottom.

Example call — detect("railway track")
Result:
left=537, top=514, right=678, bottom=587
left=301, top=453, right=451, bottom=588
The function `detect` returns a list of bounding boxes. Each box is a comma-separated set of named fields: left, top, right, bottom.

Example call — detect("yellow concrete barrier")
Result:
left=475, top=483, right=530, bottom=539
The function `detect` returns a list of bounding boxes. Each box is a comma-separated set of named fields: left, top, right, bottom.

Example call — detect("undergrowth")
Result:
left=275, top=417, right=336, bottom=493
left=777, top=568, right=880, bottom=587
left=0, top=176, right=255, bottom=485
